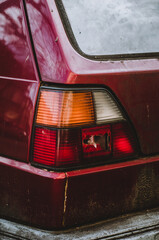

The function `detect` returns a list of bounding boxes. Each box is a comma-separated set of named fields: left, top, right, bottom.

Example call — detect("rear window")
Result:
left=57, top=0, right=159, bottom=58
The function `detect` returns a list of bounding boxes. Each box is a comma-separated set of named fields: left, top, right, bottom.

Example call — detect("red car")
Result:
left=0, top=0, right=159, bottom=230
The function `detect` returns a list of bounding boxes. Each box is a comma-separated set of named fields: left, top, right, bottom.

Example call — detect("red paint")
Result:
left=25, top=0, right=69, bottom=83
left=0, top=0, right=39, bottom=162
left=0, top=156, right=66, bottom=229
left=0, top=0, right=36, bottom=80
left=1, top=155, right=159, bottom=229
left=0, top=79, right=39, bottom=162
left=0, top=0, right=159, bottom=230
left=65, top=157, right=159, bottom=228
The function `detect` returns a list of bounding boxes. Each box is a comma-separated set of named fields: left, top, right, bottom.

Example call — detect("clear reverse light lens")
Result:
left=93, top=91, right=124, bottom=124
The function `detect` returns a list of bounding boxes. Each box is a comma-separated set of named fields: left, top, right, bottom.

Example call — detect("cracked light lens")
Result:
left=82, top=125, right=111, bottom=158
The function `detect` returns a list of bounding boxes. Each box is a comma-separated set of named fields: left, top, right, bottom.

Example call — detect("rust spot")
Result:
left=62, top=173, right=68, bottom=227
left=146, top=104, right=150, bottom=124
left=132, top=166, right=159, bottom=209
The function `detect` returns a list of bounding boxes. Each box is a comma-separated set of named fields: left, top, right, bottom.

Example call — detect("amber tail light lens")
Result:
left=36, top=90, right=95, bottom=127
left=31, top=87, right=138, bottom=169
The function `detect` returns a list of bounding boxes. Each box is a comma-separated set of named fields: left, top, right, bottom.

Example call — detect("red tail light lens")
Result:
left=112, top=123, right=136, bottom=158
left=56, top=129, right=81, bottom=166
left=33, top=127, right=56, bottom=166
left=31, top=87, right=138, bottom=169
left=33, top=127, right=81, bottom=167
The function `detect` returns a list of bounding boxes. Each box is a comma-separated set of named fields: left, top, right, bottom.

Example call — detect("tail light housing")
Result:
left=31, top=87, right=138, bottom=170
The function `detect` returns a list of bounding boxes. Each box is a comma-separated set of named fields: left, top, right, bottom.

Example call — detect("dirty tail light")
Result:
left=31, top=87, right=138, bottom=169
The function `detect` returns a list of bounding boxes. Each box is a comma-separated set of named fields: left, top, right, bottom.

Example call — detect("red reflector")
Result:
left=82, top=125, right=111, bottom=158
left=112, top=123, right=135, bottom=158
left=115, top=137, right=133, bottom=153
left=33, top=127, right=56, bottom=166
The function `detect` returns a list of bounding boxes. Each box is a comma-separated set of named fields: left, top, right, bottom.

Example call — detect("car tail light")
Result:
left=31, top=87, right=138, bottom=169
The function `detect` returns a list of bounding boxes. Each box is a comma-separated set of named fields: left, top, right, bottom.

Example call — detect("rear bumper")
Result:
left=1, top=208, right=159, bottom=240
left=0, top=157, right=66, bottom=229
left=0, top=155, right=159, bottom=229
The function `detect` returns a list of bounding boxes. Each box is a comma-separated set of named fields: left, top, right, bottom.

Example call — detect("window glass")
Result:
left=61, top=0, right=159, bottom=56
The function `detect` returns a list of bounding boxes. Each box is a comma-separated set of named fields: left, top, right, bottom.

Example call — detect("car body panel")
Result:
left=0, top=0, right=36, bottom=80
left=1, top=207, right=159, bottom=240
left=0, top=78, right=38, bottom=161
left=0, top=0, right=40, bottom=162
left=0, top=156, right=66, bottom=229
left=64, top=156, right=159, bottom=227
left=26, top=0, right=159, bottom=155
left=0, top=0, right=159, bottom=231
left=0, top=155, right=159, bottom=229
left=25, top=0, right=69, bottom=83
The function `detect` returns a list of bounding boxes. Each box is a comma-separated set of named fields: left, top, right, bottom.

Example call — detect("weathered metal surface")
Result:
left=0, top=156, right=66, bottom=229
left=1, top=155, right=159, bottom=229
left=0, top=208, right=159, bottom=239
left=64, top=157, right=159, bottom=227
